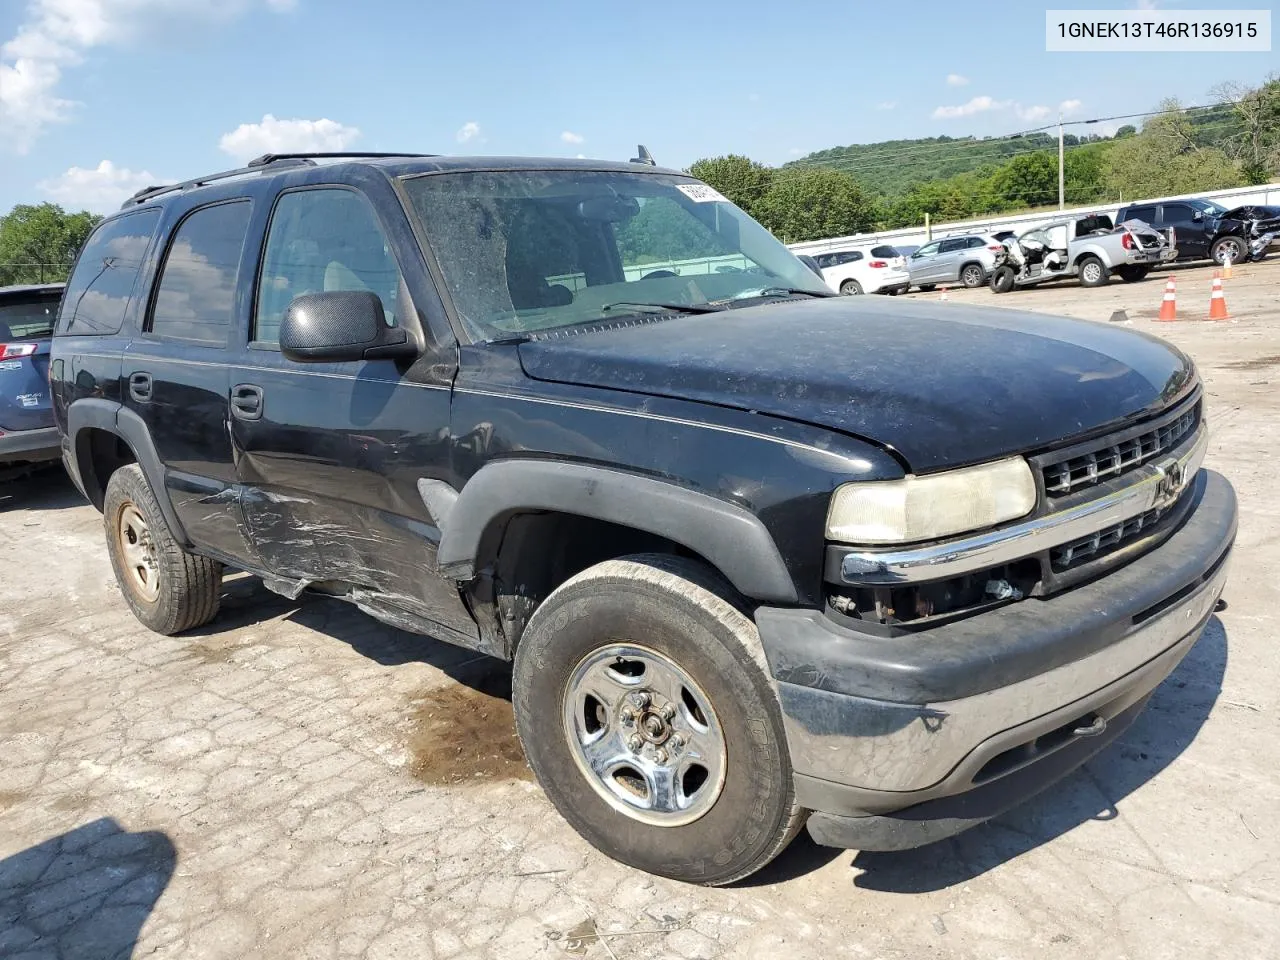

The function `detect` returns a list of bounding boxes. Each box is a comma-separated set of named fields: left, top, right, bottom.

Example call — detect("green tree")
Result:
left=687, top=155, right=775, bottom=219
left=614, top=198, right=727, bottom=265
left=1102, top=102, right=1245, bottom=199
left=754, top=169, right=875, bottom=242
left=1214, top=76, right=1280, bottom=184
left=1114, top=124, right=1137, bottom=139
left=0, top=203, right=101, bottom=285
left=989, top=151, right=1058, bottom=207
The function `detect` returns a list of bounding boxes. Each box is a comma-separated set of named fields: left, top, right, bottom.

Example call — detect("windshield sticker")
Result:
left=677, top=184, right=728, bottom=204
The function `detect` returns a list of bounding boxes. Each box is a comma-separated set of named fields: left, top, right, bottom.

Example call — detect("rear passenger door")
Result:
left=123, top=199, right=257, bottom=565
left=229, top=185, right=476, bottom=642
left=1159, top=203, right=1209, bottom=258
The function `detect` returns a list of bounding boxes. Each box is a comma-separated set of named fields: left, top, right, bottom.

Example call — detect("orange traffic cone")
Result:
left=1156, top=276, right=1177, bottom=321
left=939, top=286, right=949, bottom=301
left=1207, top=276, right=1230, bottom=321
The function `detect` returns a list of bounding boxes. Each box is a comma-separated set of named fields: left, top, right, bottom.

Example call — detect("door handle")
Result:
left=128, top=372, right=152, bottom=403
left=230, top=383, right=264, bottom=421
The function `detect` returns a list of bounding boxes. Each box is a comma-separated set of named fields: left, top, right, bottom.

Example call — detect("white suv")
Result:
left=814, top=244, right=910, bottom=295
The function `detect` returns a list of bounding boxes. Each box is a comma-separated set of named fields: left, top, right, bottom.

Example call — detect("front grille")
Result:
left=1051, top=505, right=1166, bottom=571
left=1041, top=403, right=1198, bottom=497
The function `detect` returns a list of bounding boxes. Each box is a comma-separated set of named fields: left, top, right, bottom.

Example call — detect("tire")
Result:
left=1077, top=256, right=1110, bottom=288
left=1211, top=236, right=1245, bottom=266
left=104, top=464, right=222, bottom=635
left=989, top=266, right=1016, bottom=293
left=839, top=279, right=863, bottom=296
left=959, top=262, right=985, bottom=288
left=1118, top=265, right=1151, bottom=283
left=512, top=554, right=804, bottom=886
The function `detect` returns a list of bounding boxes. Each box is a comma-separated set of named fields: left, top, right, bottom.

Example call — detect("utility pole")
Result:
left=1058, top=112, right=1065, bottom=211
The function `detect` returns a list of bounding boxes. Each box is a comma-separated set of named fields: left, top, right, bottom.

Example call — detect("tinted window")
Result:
left=1075, top=215, right=1114, bottom=236
left=837, top=251, right=863, bottom=264
left=1125, top=206, right=1157, bottom=223
left=1162, top=204, right=1195, bottom=223
left=869, top=245, right=899, bottom=258
left=148, top=201, right=251, bottom=344
left=938, top=238, right=965, bottom=253
left=57, top=209, right=160, bottom=336
left=0, top=293, right=61, bottom=341
left=255, top=188, right=403, bottom=345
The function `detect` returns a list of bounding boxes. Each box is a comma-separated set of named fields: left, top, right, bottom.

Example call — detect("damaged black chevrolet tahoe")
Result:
left=51, top=153, right=1236, bottom=885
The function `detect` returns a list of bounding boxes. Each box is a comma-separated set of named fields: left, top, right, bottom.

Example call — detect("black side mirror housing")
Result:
left=279, top=291, right=418, bottom=363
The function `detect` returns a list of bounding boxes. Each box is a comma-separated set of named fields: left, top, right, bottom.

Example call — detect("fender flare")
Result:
left=66, top=399, right=190, bottom=545
left=434, top=460, right=799, bottom=604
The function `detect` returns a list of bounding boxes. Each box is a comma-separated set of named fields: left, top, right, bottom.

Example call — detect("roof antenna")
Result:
left=630, top=144, right=656, bottom=166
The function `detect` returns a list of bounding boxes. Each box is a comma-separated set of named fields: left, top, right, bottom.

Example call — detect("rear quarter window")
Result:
left=57, top=209, right=161, bottom=336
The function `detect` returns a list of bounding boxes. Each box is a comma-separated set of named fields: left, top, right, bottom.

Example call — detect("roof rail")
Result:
left=120, top=152, right=437, bottom=210
left=247, top=151, right=434, bottom=166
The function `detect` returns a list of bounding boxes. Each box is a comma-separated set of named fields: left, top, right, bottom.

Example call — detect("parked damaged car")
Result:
left=989, top=214, right=1175, bottom=292
left=52, top=152, right=1235, bottom=885
left=1116, top=198, right=1278, bottom=265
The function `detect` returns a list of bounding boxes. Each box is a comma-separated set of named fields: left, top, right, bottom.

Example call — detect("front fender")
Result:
left=434, top=459, right=799, bottom=603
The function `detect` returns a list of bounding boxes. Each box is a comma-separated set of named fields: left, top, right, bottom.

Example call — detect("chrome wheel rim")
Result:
left=1083, top=262, right=1102, bottom=283
left=1217, top=240, right=1242, bottom=264
left=963, top=265, right=982, bottom=286
left=562, top=643, right=727, bottom=827
left=117, top=503, right=160, bottom=603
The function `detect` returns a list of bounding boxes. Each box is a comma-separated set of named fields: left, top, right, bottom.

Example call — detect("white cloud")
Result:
left=560, top=130, right=584, bottom=145
left=575, top=153, right=586, bottom=160
left=1016, top=104, right=1052, bottom=122
left=1059, top=99, right=1083, bottom=115
left=946, top=73, right=969, bottom=87
left=456, top=121, right=481, bottom=143
left=37, top=160, right=161, bottom=214
left=218, top=115, right=361, bottom=162
left=0, top=1, right=293, bottom=152
left=876, top=101, right=896, bottom=110
left=932, top=96, right=1010, bottom=119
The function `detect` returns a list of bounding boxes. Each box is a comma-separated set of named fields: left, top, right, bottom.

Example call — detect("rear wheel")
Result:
left=839, top=279, right=863, bottom=296
left=104, top=464, right=222, bottom=635
left=960, top=263, right=985, bottom=288
left=512, top=555, right=803, bottom=886
left=1077, top=256, right=1110, bottom=288
left=989, top=266, right=1016, bottom=293
left=1118, top=265, right=1150, bottom=283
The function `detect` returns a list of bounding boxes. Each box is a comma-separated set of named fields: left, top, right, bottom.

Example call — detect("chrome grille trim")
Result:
left=1042, top=404, right=1198, bottom=496
left=1052, top=506, right=1166, bottom=570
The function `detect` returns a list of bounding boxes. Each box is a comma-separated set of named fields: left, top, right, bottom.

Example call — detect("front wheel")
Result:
left=1077, top=256, right=1110, bottom=288
left=1212, top=236, right=1245, bottom=266
left=960, top=263, right=985, bottom=288
left=512, top=555, right=803, bottom=886
left=989, top=266, right=1017, bottom=293
left=839, top=279, right=863, bottom=296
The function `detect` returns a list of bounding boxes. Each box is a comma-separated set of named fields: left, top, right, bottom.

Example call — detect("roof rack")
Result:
left=122, top=152, right=436, bottom=209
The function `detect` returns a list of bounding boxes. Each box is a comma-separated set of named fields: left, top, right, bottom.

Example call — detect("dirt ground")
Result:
left=2, top=258, right=1278, bottom=959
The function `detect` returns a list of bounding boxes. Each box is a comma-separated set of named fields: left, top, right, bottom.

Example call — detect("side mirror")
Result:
left=279, top=291, right=418, bottom=363
left=1192, top=210, right=1204, bottom=221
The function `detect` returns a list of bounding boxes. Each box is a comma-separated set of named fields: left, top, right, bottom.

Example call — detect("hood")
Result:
left=516, top=298, right=1196, bottom=472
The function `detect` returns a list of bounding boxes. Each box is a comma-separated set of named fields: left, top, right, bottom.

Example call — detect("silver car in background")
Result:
left=907, top=234, right=1004, bottom=290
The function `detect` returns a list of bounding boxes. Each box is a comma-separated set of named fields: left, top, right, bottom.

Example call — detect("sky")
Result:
left=0, top=0, right=1275, bottom=215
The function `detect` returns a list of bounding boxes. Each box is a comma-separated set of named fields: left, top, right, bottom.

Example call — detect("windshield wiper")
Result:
left=734, top=286, right=835, bottom=300
left=599, top=300, right=725, bottom=315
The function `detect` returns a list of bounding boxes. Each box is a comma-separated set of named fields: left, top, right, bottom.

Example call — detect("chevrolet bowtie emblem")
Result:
left=1153, top=458, right=1186, bottom=509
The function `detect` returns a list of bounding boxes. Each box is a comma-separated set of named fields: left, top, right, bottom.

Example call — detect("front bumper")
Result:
left=755, top=469, right=1236, bottom=851
left=0, top=426, right=60, bottom=464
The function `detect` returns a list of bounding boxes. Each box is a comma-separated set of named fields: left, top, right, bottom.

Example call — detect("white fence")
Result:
left=786, top=181, right=1280, bottom=255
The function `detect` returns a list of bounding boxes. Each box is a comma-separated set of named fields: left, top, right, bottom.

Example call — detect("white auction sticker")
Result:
left=1047, top=9, right=1270, bottom=51
left=677, top=183, right=729, bottom=204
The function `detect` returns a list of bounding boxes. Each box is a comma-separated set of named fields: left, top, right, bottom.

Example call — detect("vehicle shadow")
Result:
left=847, top=616, right=1227, bottom=893
left=0, top=465, right=85, bottom=512
left=0, top=817, right=176, bottom=958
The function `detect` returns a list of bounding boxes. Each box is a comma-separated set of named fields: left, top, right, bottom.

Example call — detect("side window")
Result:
left=915, top=242, right=940, bottom=257
left=1126, top=206, right=1156, bottom=223
left=255, top=188, right=403, bottom=345
left=838, top=251, right=863, bottom=265
left=938, top=238, right=965, bottom=253
left=1162, top=204, right=1194, bottom=223
left=57, top=209, right=160, bottom=336
left=148, top=201, right=251, bottom=345
left=965, top=237, right=986, bottom=249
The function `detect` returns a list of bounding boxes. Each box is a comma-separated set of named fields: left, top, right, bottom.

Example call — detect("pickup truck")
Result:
left=990, top=214, right=1176, bottom=292
left=51, top=152, right=1235, bottom=886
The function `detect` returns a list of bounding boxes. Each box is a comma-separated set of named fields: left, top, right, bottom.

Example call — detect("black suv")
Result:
left=1117, top=196, right=1280, bottom=265
left=51, top=153, right=1236, bottom=885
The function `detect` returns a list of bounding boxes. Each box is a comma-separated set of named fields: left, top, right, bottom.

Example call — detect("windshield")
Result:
left=1192, top=199, right=1229, bottom=215
left=0, top=295, right=60, bottom=341
left=401, top=170, right=831, bottom=339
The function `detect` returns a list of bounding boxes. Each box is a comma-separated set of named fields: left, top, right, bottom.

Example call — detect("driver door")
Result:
left=909, top=241, right=941, bottom=283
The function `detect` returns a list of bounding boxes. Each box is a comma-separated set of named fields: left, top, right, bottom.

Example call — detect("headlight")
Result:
left=826, top=457, right=1037, bottom=544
